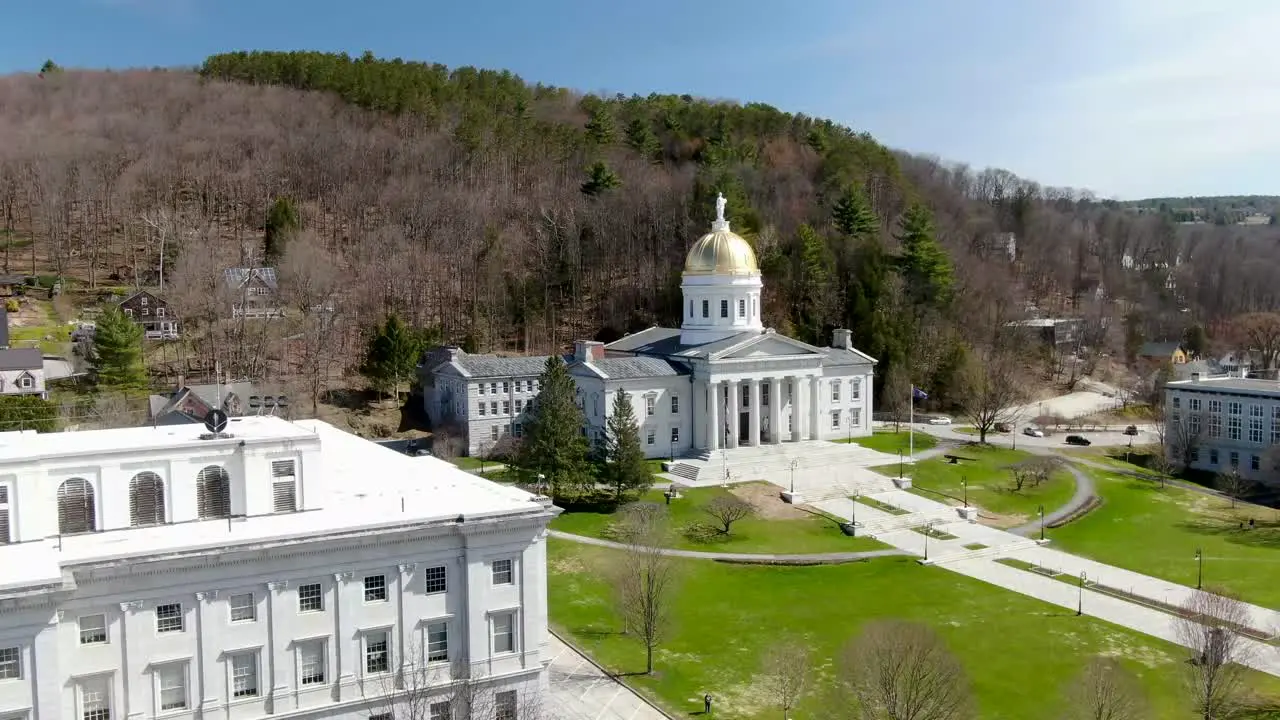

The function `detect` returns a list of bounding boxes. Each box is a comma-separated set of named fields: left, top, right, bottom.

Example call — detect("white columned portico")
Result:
left=728, top=379, right=741, bottom=448
left=748, top=379, right=762, bottom=446
left=707, top=381, right=721, bottom=451
left=809, top=375, right=821, bottom=440
left=770, top=377, right=783, bottom=444
left=791, top=376, right=803, bottom=442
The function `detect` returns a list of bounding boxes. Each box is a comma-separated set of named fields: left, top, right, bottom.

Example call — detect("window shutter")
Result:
left=197, top=466, right=231, bottom=519
left=0, top=509, right=9, bottom=545
left=57, top=478, right=96, bottom=534
left=271, top=460, right=297, bottom=513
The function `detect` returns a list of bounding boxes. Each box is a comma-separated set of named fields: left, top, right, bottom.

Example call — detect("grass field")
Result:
left=548, top=540, right=1280, bottom=719
left=844, top=429, right=937, bottom=454
left=549, top=483, right=884, bottom=554
left=871, top=446, right=1076, bottom=525
left=1049, top=469, right=1280, bottom=609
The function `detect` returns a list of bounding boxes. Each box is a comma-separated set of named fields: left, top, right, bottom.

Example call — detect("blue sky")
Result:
left=4, top=0, right=1278, bottom=199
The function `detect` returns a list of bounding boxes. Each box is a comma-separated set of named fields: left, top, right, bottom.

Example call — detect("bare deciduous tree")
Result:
left=959, top=348, right=1027, bottom=444
left=610, top=502, right=679, bottom=675
left=362, top=646, right=544, bottom=720
left=761, top=639, right=810, bottom=719
left=1214, top=469, right=1255, bottom=509
left=1174, top=588, right=1253, bottom=720
left=1009, top=456, right=1064, bottom=493
left=1060, top=656, right=1148, bottom=720
left=1230, top=312, right=1280, bottom=370
left=1161, top=406, right=1205, bottom=473
left=833, top=620, right=973, bottom=720
left=278, top=231, right=343, bottom=414
left=703, top=494, right=755, bottom=534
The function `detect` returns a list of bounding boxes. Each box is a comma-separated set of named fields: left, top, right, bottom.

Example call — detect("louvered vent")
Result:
left=197, top=465, right=231, bottom=519
left=57, top=478, right=97, bottom=534
left=271, top=460, right=297, bottom=513
left=129, top=471, right=166, bottom=526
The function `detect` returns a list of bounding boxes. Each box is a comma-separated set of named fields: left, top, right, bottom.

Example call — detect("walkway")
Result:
left=548, top=530, right=908, bottom=563
left=1007, top=463, right=1096, bottom=536
left=545, top=633, right=670, bottom=719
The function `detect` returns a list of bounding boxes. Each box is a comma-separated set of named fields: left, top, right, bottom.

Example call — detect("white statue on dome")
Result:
left=715, top=193, right=727, bottom=224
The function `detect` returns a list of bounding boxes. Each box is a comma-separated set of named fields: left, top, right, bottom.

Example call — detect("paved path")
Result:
left=545, top=633, right=670, bottom=719
left=1007, top=462, right=1097, bottom=536
left=548, top=530, right=909, bottom=562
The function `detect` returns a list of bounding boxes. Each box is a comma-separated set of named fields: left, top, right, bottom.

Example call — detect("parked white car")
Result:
left=928, top=416, right=952, bottom=425
left=1023, top=426, right=1045, bottom=438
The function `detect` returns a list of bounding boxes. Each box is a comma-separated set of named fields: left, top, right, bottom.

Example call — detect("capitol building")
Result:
left=424, top=195, right=877, bottom=459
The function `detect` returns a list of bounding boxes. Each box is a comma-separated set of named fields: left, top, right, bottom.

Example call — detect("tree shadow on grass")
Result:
left=1174, top=517, right=1280, bottom=550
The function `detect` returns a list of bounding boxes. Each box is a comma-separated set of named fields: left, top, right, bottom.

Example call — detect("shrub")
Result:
left=682, top=522, right=721, bottom=544
left=4, top=298, right=17, bottom=313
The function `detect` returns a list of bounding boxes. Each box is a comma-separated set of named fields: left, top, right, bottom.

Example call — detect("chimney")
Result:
left=832, top=328, right=853, bottom=351
left=574, top=340, right=605, bottom=363
left=1191, top=372, right=1201, bottom=383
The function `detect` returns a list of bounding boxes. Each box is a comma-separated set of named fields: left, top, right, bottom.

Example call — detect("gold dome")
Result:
left=684, top=228, right=759, bottom=275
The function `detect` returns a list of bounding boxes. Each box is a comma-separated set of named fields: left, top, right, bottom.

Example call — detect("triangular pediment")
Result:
left=713, top=334, right=823, bottom=360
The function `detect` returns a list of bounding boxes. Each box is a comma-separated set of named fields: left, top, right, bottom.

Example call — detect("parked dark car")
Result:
left=995, top=422, right=1013, bottom=433
left=1123, top=425, right=1139, bottom=436
left=1065, top=435, right=1091, bottom=446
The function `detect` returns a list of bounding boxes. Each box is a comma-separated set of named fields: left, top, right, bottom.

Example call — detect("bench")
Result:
left=943, top=454, right=978, bottom=465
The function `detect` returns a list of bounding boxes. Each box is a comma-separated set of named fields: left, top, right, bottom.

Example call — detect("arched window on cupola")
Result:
left=196, top=465, right=232, bottom=519
left=57, top=478, right=97, bottom=535
left=129, top=471, right=166, bottom=526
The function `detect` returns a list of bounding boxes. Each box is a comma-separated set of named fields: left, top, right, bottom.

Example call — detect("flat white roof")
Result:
left=0, top=419, right=550, bottom=593
left=1167, top=376, right=1280, bottom=396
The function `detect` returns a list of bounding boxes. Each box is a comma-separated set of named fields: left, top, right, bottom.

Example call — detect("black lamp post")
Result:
left=961, top=477, right=968, bottom=508
left=852, top=492, right=859, bottom=533
left=1077, top=572, right=1087, bottom=616
left=670, top=438, right=676, bottom=463
left=924, top=520, right=935, bottom=561
left=1195, top=547, right=1203, bottom=589
left=898, top=449, right=904, bottom=479
left=1038, top=504, right=1045, bottom=541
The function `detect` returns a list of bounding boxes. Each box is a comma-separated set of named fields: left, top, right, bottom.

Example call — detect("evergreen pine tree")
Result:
left=845, top=235, right=898, bottom=361
left=832, top=184, right=877, bottom=240
left=624, top=117, right=662, bottom=163
left=895, top=203, right=954, bottom=309
left=518, top=355, right=591, bottom=499
left=581, top=161, right=622, bottom=196
left=584, top=107, right=617, bottom=146
left=91, top=305, right=147, bottom=392
left=359, top=313, right=423, bottom=400
left=602, top=388, right=650, bottom=501
left=263, top=196, right=300, bottom=264
left=794, top=224, right=835, bottom=345
left=0, top=395, right=59, bottom=432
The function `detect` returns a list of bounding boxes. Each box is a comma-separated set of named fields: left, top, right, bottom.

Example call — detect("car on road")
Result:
left=1123, top=425, right=1139, bottom=436
left=995, top=422, right=1013, bottom=433
left=928, top=416, right=952, bottom=425
left=1023, top=426, right=1045, bottom=438
left=1065, top=435, right=1091, bottom=446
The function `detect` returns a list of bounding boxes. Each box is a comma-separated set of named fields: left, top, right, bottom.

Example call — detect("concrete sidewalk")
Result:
left=545, top=633, right=670, bottom=719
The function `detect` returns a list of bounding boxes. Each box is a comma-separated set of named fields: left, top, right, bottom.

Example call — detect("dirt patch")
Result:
left=729, top=482, right=808, bottom=520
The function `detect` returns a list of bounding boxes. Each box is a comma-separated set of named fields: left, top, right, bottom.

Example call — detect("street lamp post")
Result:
left=1195, top=547, right=1203, bottom=589
left=537, top=473, right=546, bottom=495
left=961, top=477, right=968, bottom=508
left=924, top=520, right=935, bottom=561
left=670, top=439, right=676, bottom=463
left=898, top=449, right=904, bottom=479
left=1077, top=572, right=1087, bottom=616
left=852, top=492, right=859, bottom=536
left=789, top=458, right=799, bottom=494
left=1038, top=504, right=1045, bottom=541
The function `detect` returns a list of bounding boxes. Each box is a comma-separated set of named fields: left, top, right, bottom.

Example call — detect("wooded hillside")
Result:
left=3, top=51, right=1279, bottom=401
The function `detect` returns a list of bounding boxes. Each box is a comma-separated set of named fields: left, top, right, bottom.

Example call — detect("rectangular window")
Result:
left=646, top=396, right=655, bottom=416
left=515, top=399, right=523, bottom=413
left=490, top=383, right=498, bottom=395
left=492, top=612, right=516, bottom=654
left=1230, top=451, right=1239, bottom=468
left=424, top=565, right=447, bottom=594
left=123, top=308, right=133, bottom=317
left=478, top=402, right=486, bottom=416
left=490, top=401, right=498, bottom=415
left=429, top=701, right=451, bottom=720
left=140, top=296, right=148, bottom=306
left=513, top=422, right=523, bottom=438
left=1209, top=413, right=1222, bottom=439
left=516, top=380, right=524, bottom=392
left=502, top=382, right=509, bottom=393
left=1210, top=448, right=1219, bottom=465
left=502, top=401, right=510, bottom=415
left=1251, top=454, right=1261, bottom=471
left=1190, top=448, right=1200, bottom=463
left=80, top=675, right=111, bottom=720
left=479, top=383, right=486, bottom=395
left=851, top=408, right=861, bottom=427
left=364, top=575, right=387, bottom=603
left=1209, top=399, right=1222, bottom=413
left=1228, top=416, right=1242, bottom=441
left=371, top=714, right=392, bottom=720
left=79, top=614, right=107, bottom=645
left=720, top=299, right=729, bottom=318
left=492, top=558, right=513, bottom=585
left=1250, top=416, right=1264, bottom=444
left=701, top=299, right=709, bottom=318
left=231, top=652, right=258, bottom=698
left=155, top=307, right=165, bottom=317
left=426, top=621, right=448, bottom=662
left=495, top=691, right=517, bottom=720
left=140, top=308, right=149, bottom=316
left=157, top=663, right=188, bottom=711
left=647, top=429, right=655, bottom=445
left=738, top=298, right=746, bottom=317
left=742, top=384, right=750, bottom=407
left=671, top=395, right=679, bottom=414
left=1273, top=406, right=1280, bottom=444
left=762, top=383, right=770, bottom=405
left=1189, top=397, right=1201, bottom=411
left=272, top=460, right=297, bottom=513
left=364, top=631, right=390, bottom=674
left=229, top=593, right=255, bottom=623
left=491, top=426, right=500, bottom=441
left=1190, top=414, right=1201, bottom=435
left=1173, top=396, right=1181, bottom=409
left=155, top=603, right=184, bottom=634
left=299, top=641, right=326, bottom=685
left=851, top=378, right=861, bottom=399
left=671, top=427, right=680, bottom=444
left=831, top=411, right=840, bottom=429
left=831, top=381, right=840, bottom=402
left=0, top=647, right=19, bottom=680
left=298, top=583, right=323, bottom=613
left=1228, top=401, right=1242, bottom=416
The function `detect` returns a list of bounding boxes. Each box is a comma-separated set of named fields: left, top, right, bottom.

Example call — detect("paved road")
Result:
left=548, top=530, right=909, bottom=562
left=911, top=421, right=1158, bottom=449
left=545, top=633, right=670, bottom=719
left=1007, top=462, right=1097, bottom=536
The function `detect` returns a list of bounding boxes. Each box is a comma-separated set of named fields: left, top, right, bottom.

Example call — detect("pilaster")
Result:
left=195, top=590, right=219, bottom=713
left=791, top=377, right=803, bottom=442
left=748, top=380, right=762, bottom=446
left=809, top=375, right=821, bottom=441
left=707, top=381, right=721, bottom=452
left=265, top=580, right=291, bottom=714
left=119, top=600, right=147, bottom=720
left=770, top=378, right=783, bottom=445
left=332, top=571, right=354, bottom=699
left=728, top=379, right=741, bottom=449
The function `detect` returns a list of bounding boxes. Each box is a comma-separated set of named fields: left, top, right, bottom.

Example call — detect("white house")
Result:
left=421, top=195, right=876, bottom=459
left=0, top=417, right=557, bottom=720
left=0, top=348, right=45, bottom=400
left=1165, top=372, right=1280, bottom=486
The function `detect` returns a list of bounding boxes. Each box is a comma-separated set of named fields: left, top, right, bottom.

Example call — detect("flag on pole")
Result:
left=912, top=386, right=929, bottom=400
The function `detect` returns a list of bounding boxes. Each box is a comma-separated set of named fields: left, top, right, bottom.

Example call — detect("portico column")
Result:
left=728, top=379, right=741, bottom=448
left=809, top=375, right=822, bottom=440
left=770, top=378, right=783, bottom=444
left=791, top=376, right=803, bottom=442
left=748, top=379, right=762, bottom=446
left=707, top=381, right=720, bottom=451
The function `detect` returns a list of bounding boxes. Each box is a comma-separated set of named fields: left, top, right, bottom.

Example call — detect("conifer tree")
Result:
left=584, top=106, right=617, bottom=146
left=895, top=203, right=954, bottom=309
left=832, top=184, right=877, bottom=240
left=91, top=305, right=147, bottom=392
left=0, top=395, right=58, bottom=432
left=624, top=117, right=662, bottom=163
left=359, top=313, right=423, bottom=400
left=263, top=196, right=300, bottom=264
left=518, top=355, right=591, bottom=499
left=794, top=224, right=835, bottom=345
left=602, top=388, right=650, bottom=501
left=581, top=161, right=622, bottom=196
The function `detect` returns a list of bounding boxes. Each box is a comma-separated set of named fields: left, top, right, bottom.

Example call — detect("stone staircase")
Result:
left=665, top=462, right=700, bottom=483
left=800, top=478, right=898, bottom=503
left=855, top=508, right=961, bottom=539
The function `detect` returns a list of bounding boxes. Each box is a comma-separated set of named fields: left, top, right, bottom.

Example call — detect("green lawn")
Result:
left=550, top=483, right=884, bottom=554
left=549, top=540, right=1280, bottom=719
left=1049, top=469, right=1280, bottom=609
left=7, top=301, right=71, bottom=355
left=843, top=429, right=937, bottom=454
left=871, top=446, right=1077, bottom=525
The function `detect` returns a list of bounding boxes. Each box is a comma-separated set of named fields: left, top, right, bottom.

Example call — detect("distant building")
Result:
left=1165, top=373, right=1280, bottom=486
left=223, top=267, right=283, bottom=319
left=1137, top=342, right=1187, bottom=367
left=0, top=310, right=46, bottom=398
left=0, top=275, right=25, bottom=297
left=1005, top=318, right=1083, bottom=348
left=117, top=289, right=180, bottom=339
left=148, top=382, right=290, bottom=425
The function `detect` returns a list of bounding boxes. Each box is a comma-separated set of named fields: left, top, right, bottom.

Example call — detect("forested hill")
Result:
left=3, top=50, right=1280, bottom=399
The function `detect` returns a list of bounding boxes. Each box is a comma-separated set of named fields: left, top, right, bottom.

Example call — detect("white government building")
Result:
left=1165, top=372, right=1280, bottom=486
left=0, top=417, right=557, bottom=720
left=423, top=195, right=877, bottom=459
